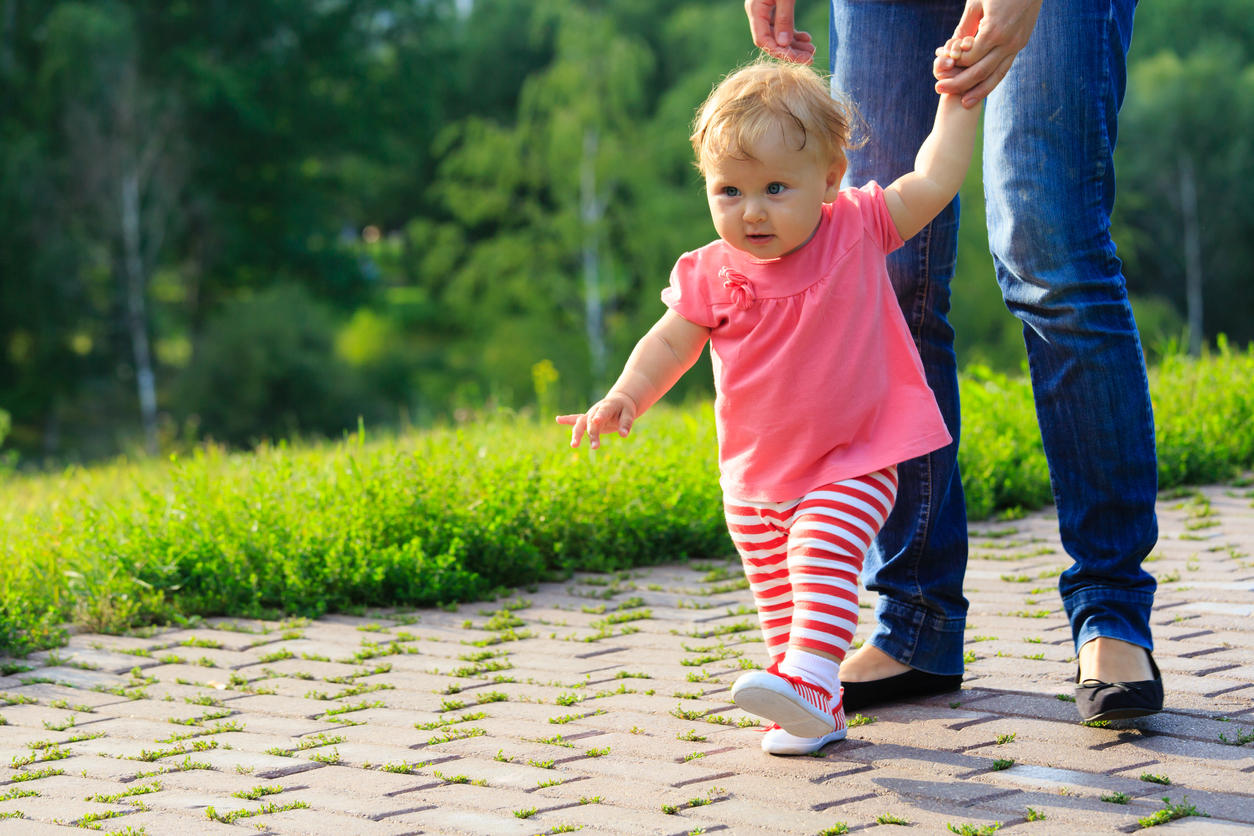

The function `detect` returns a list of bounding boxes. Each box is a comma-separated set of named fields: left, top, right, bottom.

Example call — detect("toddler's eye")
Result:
left=722, top=186, right=740, bottom=197
left=767, top=182, right=785, bottom=195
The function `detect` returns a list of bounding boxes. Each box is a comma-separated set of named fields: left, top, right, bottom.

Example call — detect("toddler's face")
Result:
left=704, top=128, right=843, bottom=260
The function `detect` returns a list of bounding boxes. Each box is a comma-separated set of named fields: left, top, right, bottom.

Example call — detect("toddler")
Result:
left=558, top=56, right=979, bottom=755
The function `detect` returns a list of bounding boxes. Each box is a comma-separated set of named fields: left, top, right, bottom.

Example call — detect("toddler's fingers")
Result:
left=556, top=413, right=588, bottom=447
left=571, top=414, right=590, bottom=448
left=586, top=405, right=616, bottom=449
left=946, top=35, right=975, bottom=61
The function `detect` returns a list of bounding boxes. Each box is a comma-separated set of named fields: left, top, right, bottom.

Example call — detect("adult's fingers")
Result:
left=759, top=37, right=816, bottom=64
left=958, top=55, right=1014, bottom=105
left=745, top=0, right=778, bottom=49
left=934, top=48, right=1012, bottom=104
left=949, top=0, right=991, bottom=67
left=770, top=0, right=797, bottom=47
left=745, top=0, right=796, bottom=47
left=745, top=0, right=814, bottom=63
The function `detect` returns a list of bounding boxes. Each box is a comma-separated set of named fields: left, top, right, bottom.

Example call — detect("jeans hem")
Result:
left=1066, top=586, right=1155, bottom=654
left=867, top=597, right=966, bottom=676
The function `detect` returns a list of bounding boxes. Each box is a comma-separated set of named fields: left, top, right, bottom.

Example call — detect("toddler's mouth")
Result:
left=746, top=233, right=774, bottom=244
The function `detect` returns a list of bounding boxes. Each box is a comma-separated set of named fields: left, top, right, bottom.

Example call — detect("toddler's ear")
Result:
left=823, top=159, right=847, bottom=201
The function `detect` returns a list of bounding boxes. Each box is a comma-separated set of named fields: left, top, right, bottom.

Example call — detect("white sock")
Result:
left=779, top=648, right=841, bottom=698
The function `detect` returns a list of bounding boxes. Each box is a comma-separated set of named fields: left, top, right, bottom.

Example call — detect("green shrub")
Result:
left=956, top=366, right=1052, bottom=520
left=0, top=407, right=726, bottom=652
left=1152, top=336, right=1254, bottom=487
left=0, top=407, right=15, bottom=474
left=2, top=345, right=1252, bottom=654
left=174, top=283, right=364, bottom=446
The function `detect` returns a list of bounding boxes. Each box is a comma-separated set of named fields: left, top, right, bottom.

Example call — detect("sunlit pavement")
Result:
left=2, top=481, right=1252, bottom=834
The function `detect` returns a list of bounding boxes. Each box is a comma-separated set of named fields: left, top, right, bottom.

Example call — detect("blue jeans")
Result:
left=830, top=0, right=1158, bottom=675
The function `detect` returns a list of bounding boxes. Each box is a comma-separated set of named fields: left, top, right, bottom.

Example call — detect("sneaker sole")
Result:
left=762, top=726, right=847, bottom=756
left=732, top=677, right=835, bottom=738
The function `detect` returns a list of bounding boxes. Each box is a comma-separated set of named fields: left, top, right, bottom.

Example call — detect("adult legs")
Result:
left=982, top=0, right=1158, bottom=667
left=830, top=0, right=969, bottom=679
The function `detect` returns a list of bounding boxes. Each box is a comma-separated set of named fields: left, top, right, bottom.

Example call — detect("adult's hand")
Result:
left=745, top=0, right=816, bottom=64
left=935, top=0, right=1043, bottom=106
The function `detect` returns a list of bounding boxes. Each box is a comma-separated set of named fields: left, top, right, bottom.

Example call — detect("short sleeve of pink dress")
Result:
left=661, top=250, right=721, bottom=329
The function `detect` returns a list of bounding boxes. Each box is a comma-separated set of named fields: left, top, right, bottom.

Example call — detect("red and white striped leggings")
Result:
left=724, top=466, right=898, bottom=664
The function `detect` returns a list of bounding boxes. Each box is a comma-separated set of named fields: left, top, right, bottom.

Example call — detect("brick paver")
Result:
left=2, top=480, right=1252, bottom=834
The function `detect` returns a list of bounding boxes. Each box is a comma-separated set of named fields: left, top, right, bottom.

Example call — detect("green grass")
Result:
left=1137, top=796, right=1207, bottom=828
left=3, top=346, right=1254, bottom=653
left=0, top=408, right=724, bottom=653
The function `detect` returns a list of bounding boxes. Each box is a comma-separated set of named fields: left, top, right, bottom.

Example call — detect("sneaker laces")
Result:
left=767, top=662, right=833, bottom=712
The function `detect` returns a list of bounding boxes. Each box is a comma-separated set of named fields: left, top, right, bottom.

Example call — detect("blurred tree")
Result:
left=40, top=1, right=185, bottom=454
left=1, top=0, right=1247, bottom=461
left=425, top=0, right=659, bottom=406
left=0, top=1, right=89, bottom=460
left=1117, top=41, right=1254, bottom=351
left=175, top=284, right=362, bottom=446
left=1130, top=0, right=1254, bottom=62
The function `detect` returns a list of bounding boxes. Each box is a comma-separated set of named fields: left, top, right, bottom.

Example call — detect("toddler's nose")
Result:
left=742, top=198, right=767, bottom=224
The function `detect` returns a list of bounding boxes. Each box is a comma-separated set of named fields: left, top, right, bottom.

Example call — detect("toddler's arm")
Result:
left=556, top=310, right=709, bottom=450
left=883, top=69, right=981, bottom=242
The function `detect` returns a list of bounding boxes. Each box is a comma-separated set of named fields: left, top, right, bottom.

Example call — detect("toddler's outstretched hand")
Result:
left=556, top=393, right=637, bottom=450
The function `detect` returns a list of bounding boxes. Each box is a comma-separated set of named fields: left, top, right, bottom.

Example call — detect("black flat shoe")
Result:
left=1075, top=652, right=1163, bottom=722
left=842, top=669, right=963, bottom=711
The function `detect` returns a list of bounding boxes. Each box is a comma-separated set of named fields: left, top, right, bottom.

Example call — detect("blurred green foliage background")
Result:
left=1, top=0, right=1251, bottom=463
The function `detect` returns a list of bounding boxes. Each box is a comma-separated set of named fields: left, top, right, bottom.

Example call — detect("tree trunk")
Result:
left=0, top=0, right=15, bottom=77
left=1179, top=154, right=1203, bottom=357
left=121, top=165, right=159, bottom=454
left=580, top=127, right=607, bottom=394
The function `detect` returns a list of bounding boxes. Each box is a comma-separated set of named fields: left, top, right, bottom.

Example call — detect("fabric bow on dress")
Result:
left=720, top=266, right=756, bottom=311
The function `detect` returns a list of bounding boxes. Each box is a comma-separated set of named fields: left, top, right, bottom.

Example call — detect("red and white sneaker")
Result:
left=731, top=664, right=836, bottom=738
left=761, top=701, right=848, bottom=756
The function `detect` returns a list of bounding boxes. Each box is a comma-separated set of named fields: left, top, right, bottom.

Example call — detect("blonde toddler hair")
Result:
left=690, top=59, right=859, bottom=177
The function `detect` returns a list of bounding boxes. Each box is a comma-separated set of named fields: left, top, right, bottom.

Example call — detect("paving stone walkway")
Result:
left=2, top=481, right=1253, bottom=835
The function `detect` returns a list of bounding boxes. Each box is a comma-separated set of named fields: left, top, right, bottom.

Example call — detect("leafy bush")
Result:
left=956, top=366, right=1052, bottom=520
left=0, top=407, right=14, bottom=474
left=1152, top=336, right=1254, bottom=486
left=2, top=346, right=1252, bottom=654
left=0, top=408, right=726, bottom=652
left=175, top=284, right=365, bottom=447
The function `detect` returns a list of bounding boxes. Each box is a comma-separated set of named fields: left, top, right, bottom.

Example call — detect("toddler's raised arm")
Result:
left=882, top=86, right=981, bottom=242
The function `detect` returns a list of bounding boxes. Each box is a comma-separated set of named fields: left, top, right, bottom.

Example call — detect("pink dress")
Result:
left=662, top=182, right=952, bottom=502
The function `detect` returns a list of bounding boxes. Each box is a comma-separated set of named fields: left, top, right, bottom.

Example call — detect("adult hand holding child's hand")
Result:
left=933, top=0, right=1043, bottom=106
